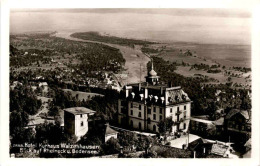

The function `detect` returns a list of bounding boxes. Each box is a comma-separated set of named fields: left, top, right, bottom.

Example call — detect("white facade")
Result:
left=64, top=107, right=95, bottom=141
left=117, top=61, right=191, bottom=134
left=118, top=98, right=191, bottom=133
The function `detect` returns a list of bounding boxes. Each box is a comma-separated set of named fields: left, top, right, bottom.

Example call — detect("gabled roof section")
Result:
left=213, top=117, right=224, bottom=126
left=244, top=138, right=251, bottom=148
left=105, top=124, right=118, bottom=135
left=166, top=89, right=190, bottom=104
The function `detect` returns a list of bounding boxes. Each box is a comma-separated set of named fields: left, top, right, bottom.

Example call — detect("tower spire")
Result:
left=151, top=58, right=154, bottom=70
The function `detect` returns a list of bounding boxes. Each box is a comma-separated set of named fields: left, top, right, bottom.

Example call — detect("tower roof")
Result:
left=148, top=69, right=157, bottom=76
left=148, top=58, right=157, bottom=76
left=64, top=107, right=95, bottom=115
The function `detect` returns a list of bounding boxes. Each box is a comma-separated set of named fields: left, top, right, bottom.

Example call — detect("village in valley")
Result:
left=9, top=9, right=252, bottom=159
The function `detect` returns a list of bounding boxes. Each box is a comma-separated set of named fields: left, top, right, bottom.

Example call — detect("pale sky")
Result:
left=10, top=8, right=251, bottom=45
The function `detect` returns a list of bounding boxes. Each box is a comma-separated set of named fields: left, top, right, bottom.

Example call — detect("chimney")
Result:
left=131, top=92, right=135, bottom=99
left=126, top=89, right=129, bottom=98
left=144, top=88, right=148, bottom=99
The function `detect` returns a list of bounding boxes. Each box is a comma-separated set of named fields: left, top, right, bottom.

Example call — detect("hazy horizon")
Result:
left=10, top=8, right=251, bottom=45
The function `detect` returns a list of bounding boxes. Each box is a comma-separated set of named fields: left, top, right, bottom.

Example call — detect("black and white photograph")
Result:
left=1, top=1, right=260, bottom=164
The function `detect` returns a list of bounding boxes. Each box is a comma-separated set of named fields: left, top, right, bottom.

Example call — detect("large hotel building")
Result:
left=118, top=61, right=192, bottom=133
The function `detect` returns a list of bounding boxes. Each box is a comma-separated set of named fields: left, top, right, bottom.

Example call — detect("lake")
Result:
left=10, top=10, right=251, bottom=67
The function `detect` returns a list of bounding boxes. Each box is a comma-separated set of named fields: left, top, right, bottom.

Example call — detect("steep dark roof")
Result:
left=225, top=109, right=249, bottom=120
left=225, top=109, right=240, bottom=119
left=188, top=138, right=209, bottom=151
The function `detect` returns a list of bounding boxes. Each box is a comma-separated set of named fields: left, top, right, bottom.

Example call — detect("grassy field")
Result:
left=175, top=66, right=250, bottom=86
left=146, top=42, right=251, bottom=68
left=142, top=42, right=251, bottom=87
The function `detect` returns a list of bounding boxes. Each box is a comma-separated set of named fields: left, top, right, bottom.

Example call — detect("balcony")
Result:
left=175, top=110, right=183, bottom=115
left=176, top=118, right=184, bottom=123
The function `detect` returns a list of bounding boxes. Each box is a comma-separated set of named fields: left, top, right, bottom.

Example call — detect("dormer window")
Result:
left=175, top=95, right=180, bottom=102
left=182, top=95, right=186, bottom=100
left=168, top=97, right=171, bottom=102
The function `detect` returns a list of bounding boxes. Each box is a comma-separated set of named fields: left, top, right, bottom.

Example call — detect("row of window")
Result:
left=130, top=120, right=157, bottom=132
left=128, top=103, right=188, bottom=119
left=169, top=105, right=186, bottom=113
left=130, top=111, right=163, bottom=121
left=131, top=105, right=187, bottom=114
left=130, top=103, right=164, bottom=113
left=228, top=123, right=251, bottom=131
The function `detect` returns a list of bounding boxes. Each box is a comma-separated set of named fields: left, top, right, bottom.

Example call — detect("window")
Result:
left=177, top=107, right=179, bottom=111
left=81, top=121, right=84, bottom=127
left=131, top=102, right=133, bottom=108
left=160, top=115, right=162, bottom=120
left=160, top=108, right=163, bottom=114
left=153, top=114, right=156, bottom=120
left=170, top=108, right=172, bottom=113
left=80, top=114, right=83, bottom=118
left=184, top=111, right=187, bottom=118
left=154, top=107, right=156, bottom=113
left=139, top=122, right=142, bottom=130
left=236, top=125, right=239, bottom=129
left=184, top=123, right=186, bottom=129
left=153, top=125, right=156, bottom=132
left=184, top=105, right=186, bottom=110
left=229, top=122, right=233, bottom=128
left=147, top=118, right=151, bottom=124
left=139, top=105, right=142, bottom=110
left=138, top=112, right=141, bottom=117
left=148, top=108, right=151, bottom=114
left=130, top=110, right=133, bottom=115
